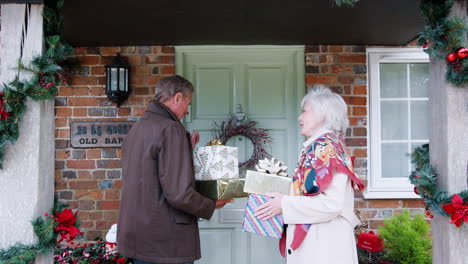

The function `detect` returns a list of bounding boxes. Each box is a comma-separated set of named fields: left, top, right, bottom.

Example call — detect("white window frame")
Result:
left=365, top=47, right=429, bottom=199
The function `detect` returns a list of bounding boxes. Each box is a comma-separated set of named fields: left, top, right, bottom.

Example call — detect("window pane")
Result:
left=380, top=64, right=407, bottom=98
left=410, top=64, right=429, bottom=97
left=382, top=143, right=409, bottom=178
left=410, top=101, right=429, bottom=140
left=381, top=101, right=408, bottom=140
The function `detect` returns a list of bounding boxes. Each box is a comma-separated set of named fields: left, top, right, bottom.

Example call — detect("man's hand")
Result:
left=190, top=131, right=200, bottom=147
left=215, top=199, right=233, bottom=209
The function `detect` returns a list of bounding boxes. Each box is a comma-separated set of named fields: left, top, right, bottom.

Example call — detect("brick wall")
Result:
left=55, top=46, right=175, bottom=239
left=55, top=45, right=424, bottom=240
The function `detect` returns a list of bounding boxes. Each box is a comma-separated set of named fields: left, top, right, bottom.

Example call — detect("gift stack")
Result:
left=194, top=141, right=248, bottom=200
left=242, top=158, right=292, bottom=238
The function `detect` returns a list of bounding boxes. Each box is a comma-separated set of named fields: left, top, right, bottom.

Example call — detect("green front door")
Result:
left=176, top=46, right=305, bottom=264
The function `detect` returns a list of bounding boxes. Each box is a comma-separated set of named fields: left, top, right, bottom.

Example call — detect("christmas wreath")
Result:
left=418, top=0, right=468, bottom=86
left=410, top=144, right=468, bottom=227
left=0, top=0, right=78, bottom=169
left=211, top=116, right=273, bottom=169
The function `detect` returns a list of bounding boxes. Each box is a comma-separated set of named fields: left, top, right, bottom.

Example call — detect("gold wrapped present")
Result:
left=196, top=178, right=248, bottom=200
left=244, top=170, right=292, bottom=195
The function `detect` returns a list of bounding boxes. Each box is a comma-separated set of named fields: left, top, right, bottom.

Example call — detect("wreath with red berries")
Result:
left=410, top=144, right=468, bottom=227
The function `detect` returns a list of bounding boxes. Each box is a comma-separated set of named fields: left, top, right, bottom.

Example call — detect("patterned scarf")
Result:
left=279, top=132, right=365, bottom=257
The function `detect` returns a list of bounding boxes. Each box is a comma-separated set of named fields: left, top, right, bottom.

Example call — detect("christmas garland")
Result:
left=410, top=144, right=468, bottom=227
left=0, top=198, right=131, bottom=264
left=418, top=0, right=468, bottom=86
left=211, top=116, right=273, bottom=169
left=0, top=0, right=78, bottom=169
left=334, top=0, right=360, bottom=7
left=0, top=198, right=79, bottom=264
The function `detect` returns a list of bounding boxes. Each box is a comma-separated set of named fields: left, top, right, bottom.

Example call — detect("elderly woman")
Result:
left=255, top=85, right=365, bottom=264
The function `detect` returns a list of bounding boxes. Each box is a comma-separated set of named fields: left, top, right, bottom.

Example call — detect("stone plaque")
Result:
left=70, top=121, right=135, bottom=148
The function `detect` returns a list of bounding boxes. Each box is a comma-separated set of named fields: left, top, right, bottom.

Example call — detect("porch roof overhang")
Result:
left=63, top=0, right=425, bottom=47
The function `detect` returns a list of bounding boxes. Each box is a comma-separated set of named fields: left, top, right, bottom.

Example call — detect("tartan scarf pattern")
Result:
left=279, top=132, right=365, bottom=257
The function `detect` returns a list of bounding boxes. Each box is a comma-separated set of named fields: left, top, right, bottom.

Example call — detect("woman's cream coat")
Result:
left=281, top=129, right=360, bottom=264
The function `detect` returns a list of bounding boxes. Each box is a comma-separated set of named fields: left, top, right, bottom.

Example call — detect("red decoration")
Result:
left=446, top=52, right=457, bottom=62
left=357, top=231, right=384, bottom=252
left=0, top=92, right=9, bottom=121
left=422, top=42, right=428, bottom=49
left=54, top=208, right=81, bottom=242
left=414, top=187, right=419, bottom=195
left=456, top=47, right=468, bottom=59
left=442, top=194, right=468, bottom=227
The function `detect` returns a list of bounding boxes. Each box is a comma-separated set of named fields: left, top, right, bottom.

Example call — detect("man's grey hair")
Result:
left=154, top=75, right=194, bottom=102
left=301, top=85, right=349, bottom=133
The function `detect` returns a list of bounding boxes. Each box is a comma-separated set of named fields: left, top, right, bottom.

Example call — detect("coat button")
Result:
left=288, top=249, right=292, bottom=255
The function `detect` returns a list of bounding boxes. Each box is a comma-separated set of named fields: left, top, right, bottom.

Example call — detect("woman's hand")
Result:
left=254, top=192, right=284, bottom=220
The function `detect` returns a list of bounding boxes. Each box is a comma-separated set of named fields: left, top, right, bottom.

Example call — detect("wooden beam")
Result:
left=430, top=1, right=468, bottom=263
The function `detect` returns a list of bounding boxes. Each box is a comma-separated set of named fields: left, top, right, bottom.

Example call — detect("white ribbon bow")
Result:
left=255, top=158, right=288, bottom=176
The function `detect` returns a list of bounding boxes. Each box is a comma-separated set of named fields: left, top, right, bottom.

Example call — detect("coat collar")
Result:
left=146, top=100, right=180, bottom=122
left=302, top=128, right=332, bottom=149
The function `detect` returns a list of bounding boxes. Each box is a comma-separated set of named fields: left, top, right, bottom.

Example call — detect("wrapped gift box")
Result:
left=244, top=170, right=292, bottom=195
left=242, top=194, right=284, bottom=238
left=195, top=178, right=248, bottom=200
left=193, top=146, right=239, bottom=180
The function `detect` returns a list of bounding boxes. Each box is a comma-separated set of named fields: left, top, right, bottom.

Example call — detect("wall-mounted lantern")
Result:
left=105, top=53, right=129, bottom=107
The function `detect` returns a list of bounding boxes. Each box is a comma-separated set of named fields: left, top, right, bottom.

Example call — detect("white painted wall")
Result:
left=0, top=5, right=54, bottom=262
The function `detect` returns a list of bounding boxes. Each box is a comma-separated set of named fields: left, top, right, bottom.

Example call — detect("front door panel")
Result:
left=176, top=46, right=305, bottom=264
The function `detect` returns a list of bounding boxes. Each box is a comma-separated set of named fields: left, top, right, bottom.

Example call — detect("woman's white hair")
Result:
left=301, top=84, right=349, bottom=133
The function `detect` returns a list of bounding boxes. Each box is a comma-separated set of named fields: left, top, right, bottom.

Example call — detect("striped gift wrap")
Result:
left=242, top=193, right=284, bottom=238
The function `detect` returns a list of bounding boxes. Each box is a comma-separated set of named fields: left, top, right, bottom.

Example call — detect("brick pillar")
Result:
left=430, top=1, right=468, bottom=263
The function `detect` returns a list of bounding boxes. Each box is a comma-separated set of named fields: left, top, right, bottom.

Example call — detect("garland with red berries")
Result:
left=418, top=0, right=468, bottom=86
left=0, top=1, right=78, bottom=169
left=410, top=144, right=468, bottom=227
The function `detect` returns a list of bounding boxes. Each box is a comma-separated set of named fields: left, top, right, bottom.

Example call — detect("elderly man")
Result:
left=117, top=75, right=231, bottom=264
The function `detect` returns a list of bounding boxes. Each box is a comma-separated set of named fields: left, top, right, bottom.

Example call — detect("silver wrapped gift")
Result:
left=244, top=170, right=292, bottom=195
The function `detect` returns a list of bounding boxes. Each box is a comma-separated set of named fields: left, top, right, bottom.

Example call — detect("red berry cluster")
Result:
left=425, top=210, right=434, bottom=219
left=57, top=70, right=70, bottom=85
left=39, top=73, right=53, bottom=89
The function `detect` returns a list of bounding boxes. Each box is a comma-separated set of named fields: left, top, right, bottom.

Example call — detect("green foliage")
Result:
left=0, top=244, right=38, bottom=264
left=43, top=0, right=64, bottom=38
left=419, top=0, right=454, bottom=26
left=378, top=211, right=432, bottom=264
